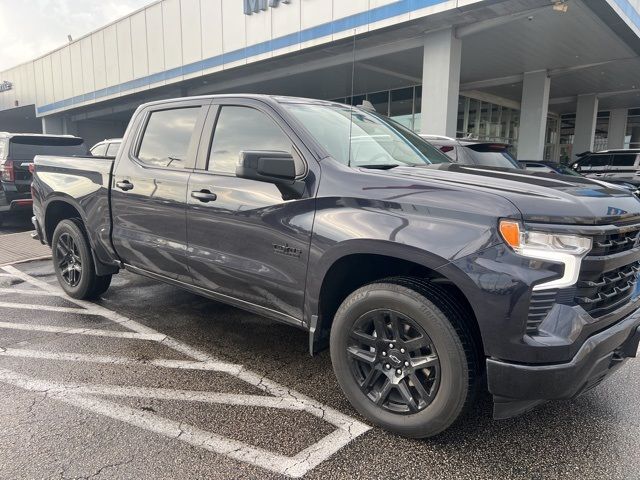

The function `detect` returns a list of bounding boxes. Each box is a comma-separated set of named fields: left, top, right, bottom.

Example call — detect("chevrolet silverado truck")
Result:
left=31, top=95, right=640, bottom=438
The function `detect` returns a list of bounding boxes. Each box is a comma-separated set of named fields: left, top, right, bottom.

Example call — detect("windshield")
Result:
left=283, top=103, right=450, bottom=168
left=463, top=144, right=520, bottom=169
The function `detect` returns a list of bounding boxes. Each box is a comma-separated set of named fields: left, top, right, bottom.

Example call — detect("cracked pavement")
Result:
left=1, top=259, right=640, bottom=479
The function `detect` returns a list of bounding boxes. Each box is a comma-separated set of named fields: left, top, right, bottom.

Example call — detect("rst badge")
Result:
left=244, top=0, right=291, bottom=15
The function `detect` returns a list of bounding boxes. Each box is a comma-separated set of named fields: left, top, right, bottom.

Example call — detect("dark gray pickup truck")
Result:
left=31, top=95, right=640, bottom=438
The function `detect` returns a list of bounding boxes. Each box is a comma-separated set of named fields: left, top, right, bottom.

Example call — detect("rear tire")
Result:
left=330, top=278, right=479, bottom=438
left=52, top=219, right=112, bottom=299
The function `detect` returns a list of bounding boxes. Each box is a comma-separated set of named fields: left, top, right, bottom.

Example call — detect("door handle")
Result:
left=594, top=173, right=605, bottom=177
left=191, top=189, right=217, bottom=202
left=116, top=180, right=134, bottom=191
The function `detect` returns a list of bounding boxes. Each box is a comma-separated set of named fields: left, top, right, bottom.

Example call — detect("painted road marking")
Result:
left=0, top=265, right=370, bottom=477
left=0, top=288, right=58, bottom=296
left=0, top=322, right=168, bottom=341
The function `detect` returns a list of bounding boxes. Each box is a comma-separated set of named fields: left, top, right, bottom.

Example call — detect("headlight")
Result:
left=499, top=220, right=592, bottom=291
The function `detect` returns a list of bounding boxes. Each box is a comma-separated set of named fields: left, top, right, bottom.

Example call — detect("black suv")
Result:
left=0, top=133, right=88, bottom=225
left=571, top=150, right=640, bottom=185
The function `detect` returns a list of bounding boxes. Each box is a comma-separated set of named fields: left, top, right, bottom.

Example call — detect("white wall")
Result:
left=0, top=0, right=481, bottom=117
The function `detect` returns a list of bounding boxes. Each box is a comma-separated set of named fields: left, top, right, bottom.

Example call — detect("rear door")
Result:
left=110, top=99, right=210, bottom=282
left=186, top=98, right=318, bottom=322
left=605, top=153, right=640, bottom=183
left=575, top=154, right=611, bottom=179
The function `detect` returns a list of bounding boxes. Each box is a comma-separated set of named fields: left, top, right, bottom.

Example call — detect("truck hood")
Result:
left=384, top=164, right=640, bottom=225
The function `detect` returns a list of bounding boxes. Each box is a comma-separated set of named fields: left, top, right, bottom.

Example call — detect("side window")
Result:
left=106, top=142, right=121, bottom=157
left=578, top=155, right=609, bottom=170
left=208, top=106, right=295, bottom=175
left=137, top=107, right=201, bottom=168
left=91, top=143, right=108, bottom=156
left=610, top=154, right=637, bottom=168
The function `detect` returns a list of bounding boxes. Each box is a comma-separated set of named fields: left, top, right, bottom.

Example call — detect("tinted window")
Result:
left=611, top=153, right=637, bottom=168
left=106, top=142, right=121, bottom=157
left=9, top=137, right=89, bottom=159
left=91, top=143, right=108, bottom=156
left=578, top=155, right=610, bottom=169
left=138, top=107, right=200, bottom=168
left=208, top=106, right=293, bottom=175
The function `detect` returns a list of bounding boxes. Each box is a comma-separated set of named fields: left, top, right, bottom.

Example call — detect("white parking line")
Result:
left=0, top=288, right=57, bottom=296
left=0, top=321, right=167, bottom=341
left=0, top=302, right=98, bottom=315
left=0, top=264, right=371, bottom=477
left=0, top=348, right=243, bottom=374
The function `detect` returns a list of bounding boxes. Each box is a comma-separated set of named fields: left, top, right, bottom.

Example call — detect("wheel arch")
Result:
left=44, top=196, right=118, bottom=276
left=307, top=240, right=484, bottom=358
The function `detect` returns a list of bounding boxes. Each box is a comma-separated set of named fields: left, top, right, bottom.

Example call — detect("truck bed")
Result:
left=33, top=154, right=116, bottom=271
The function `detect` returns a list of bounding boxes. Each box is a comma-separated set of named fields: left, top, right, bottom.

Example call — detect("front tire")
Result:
left=52, top=219, right=112, bottom=299
left=330, top=278, right=479, bottom=438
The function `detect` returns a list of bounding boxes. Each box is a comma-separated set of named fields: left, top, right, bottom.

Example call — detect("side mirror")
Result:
left=236, top=150, right=305, bottom=199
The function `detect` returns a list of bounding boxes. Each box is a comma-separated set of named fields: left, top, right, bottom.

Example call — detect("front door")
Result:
left=111, top=100, right=209, bottom=282
left=186, top=99, right=318, bottom=323
left=575, top=154, right=611, bottom=179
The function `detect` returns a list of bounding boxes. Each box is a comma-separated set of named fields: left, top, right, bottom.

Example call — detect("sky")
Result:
left=0, top=0, right=152, bottom=71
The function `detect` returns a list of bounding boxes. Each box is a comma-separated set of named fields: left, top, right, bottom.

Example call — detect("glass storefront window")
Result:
left=390, top=87, right=414, bottom=129
left=368, top=91, right=389, bottom=116
left=625, top=108, right=640, bottom=149
left=594, top=111, right=609, bottom=152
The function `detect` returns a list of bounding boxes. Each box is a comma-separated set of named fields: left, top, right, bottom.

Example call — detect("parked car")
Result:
left=420, top=135, right=521, bottom=169
left=520, top=160, right=640, bottom=196
left=570, top=149, right=640, bottom=185
left=90, top=138, right=122, bottom=158
left=0, top=133, right=88, bottom=226
left=31, top=95, right=640, bottom=438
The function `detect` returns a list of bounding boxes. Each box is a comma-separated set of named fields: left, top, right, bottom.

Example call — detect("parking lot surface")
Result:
left=1, top=257, right=640, bottom=479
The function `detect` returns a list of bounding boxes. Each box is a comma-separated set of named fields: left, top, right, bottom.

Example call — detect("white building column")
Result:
left=607, top=108, right=628, bottom=150
left=41, top=115, right=64, bottom=135
left=573, top=94, right=599, bottom=159
left=419, top=27, right=461, bottom=137
left=517, top=70, right=550, bottom=160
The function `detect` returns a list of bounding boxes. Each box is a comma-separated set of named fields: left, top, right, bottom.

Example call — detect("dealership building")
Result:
left=0, top=0, right=640, bottom=161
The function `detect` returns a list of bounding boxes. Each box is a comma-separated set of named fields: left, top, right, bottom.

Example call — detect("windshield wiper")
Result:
left=358, top=164, right=403, bottom=170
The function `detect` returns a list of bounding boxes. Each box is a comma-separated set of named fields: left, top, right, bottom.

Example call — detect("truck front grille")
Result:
left=573, top=221, right=640, bottom=319
left=575, top=261, right=640, bottom=318
left=589, top=227, right=640, bottom=256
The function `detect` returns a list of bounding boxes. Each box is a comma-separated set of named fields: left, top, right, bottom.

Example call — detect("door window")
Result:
left=208, top=106, right=293, bottom=175
left=610, top=154, right=637, bottom=168
left=577, top=155, right=610, bottom=171
left=137, top=107, right=201, bottom=168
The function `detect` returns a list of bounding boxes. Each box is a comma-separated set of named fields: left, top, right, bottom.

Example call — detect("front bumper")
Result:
left=488, top=307, right=640, bottom=419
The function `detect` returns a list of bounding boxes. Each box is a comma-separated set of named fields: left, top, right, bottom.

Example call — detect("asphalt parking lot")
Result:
left=1, top=251, right=640, bottom=478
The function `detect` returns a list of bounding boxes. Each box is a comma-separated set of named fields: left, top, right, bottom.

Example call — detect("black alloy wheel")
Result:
left=56, top=232, right=83, bottom=287
left=347, top=309, right=440, bottom=414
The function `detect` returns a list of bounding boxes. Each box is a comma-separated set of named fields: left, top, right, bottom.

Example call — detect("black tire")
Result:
left=52, top=219, right=112, bottom=299
left=330, top=277, right=480, bottom=438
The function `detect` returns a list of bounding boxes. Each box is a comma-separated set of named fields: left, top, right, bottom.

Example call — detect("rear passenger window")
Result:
left=208, top=106, right=293, bottom=175
left=137, top=107, right=201, bottom=168
left=611, top=154, right=637, bottom=168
